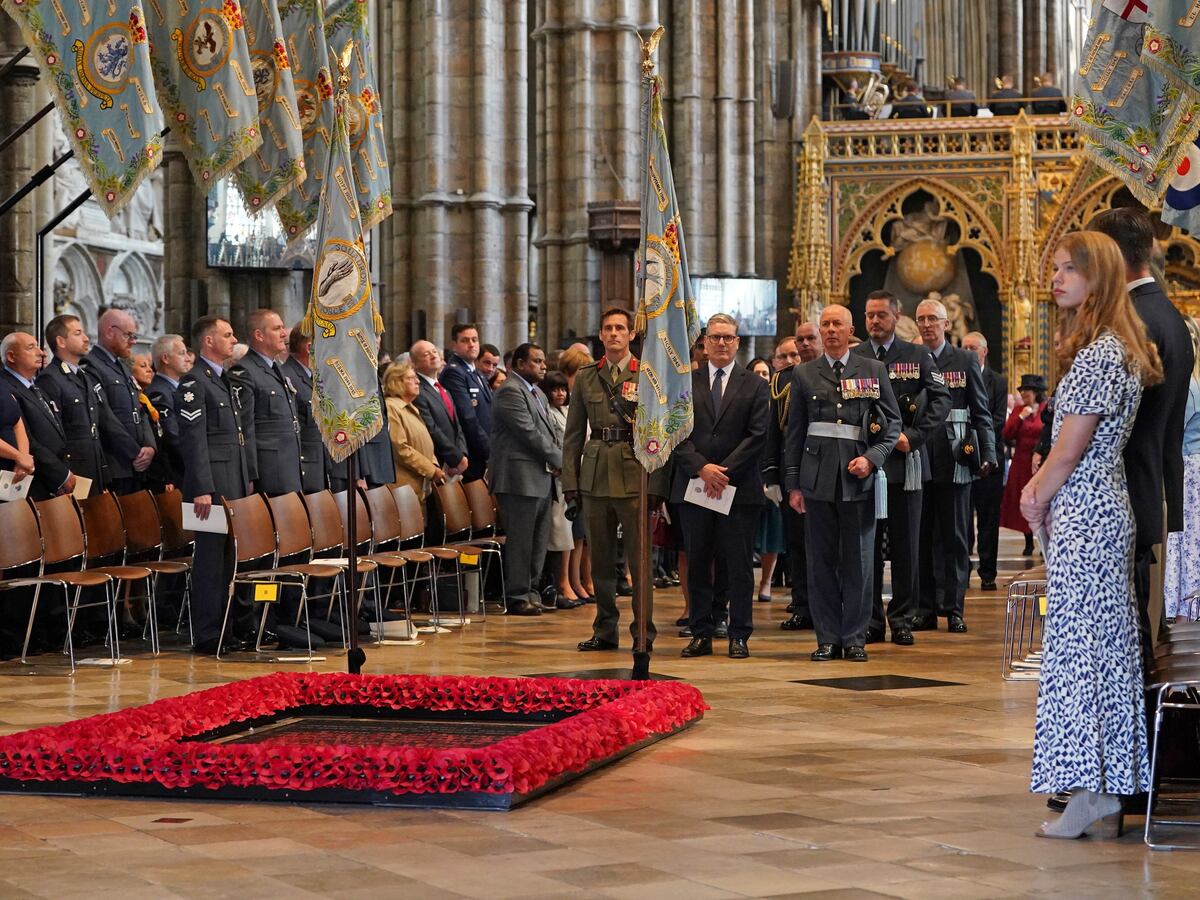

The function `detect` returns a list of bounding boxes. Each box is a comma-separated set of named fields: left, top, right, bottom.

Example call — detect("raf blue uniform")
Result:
left=785, top=353, right=901, bottom=650
left=280, top=356, right=328, bottom=493
left=852, top=337, right=951, bottom=636
left=176, top=357, right=252, bottom=650
left=441, top=353, right=493, bottom=482
left=915, top=342, right=997, bottom=628
left=81, top=345, right=155, bottom=493
left=229, top=349, right=304, bottom=496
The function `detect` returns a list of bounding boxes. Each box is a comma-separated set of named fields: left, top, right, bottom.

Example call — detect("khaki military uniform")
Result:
left=562, top=357, right=665, bottom=647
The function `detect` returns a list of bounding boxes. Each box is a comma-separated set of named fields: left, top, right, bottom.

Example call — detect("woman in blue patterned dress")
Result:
left=1020, top=231, right=1162, bottom=839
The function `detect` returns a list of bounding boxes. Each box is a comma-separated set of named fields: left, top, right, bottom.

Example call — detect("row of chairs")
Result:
left=1144, top=619, right=1200, bottom=848
left=0, top=478, right=510, bottom=672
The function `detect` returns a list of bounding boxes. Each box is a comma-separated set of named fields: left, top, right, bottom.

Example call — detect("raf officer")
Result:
left=913, top=298, right=997, bottom=633
left=38, top=314, right=142, bottom=496
left=786, top=305, right=901, bottom=662
left=962, top=331, right=1008, bottom=590
left=81, top=307, right=157, bottom=493
left=146, top=332, right=192, bottom=490
left=176, top=316, right=253, bottom=655
left=852, top=291, right=950, bottom=645
left=229, top=309, right=304, bottom=497
left=281, top=328, right=328, bottom=493
left=563, top=306, right=666, bottom=652
left=441, top=322, right=493, bottom=482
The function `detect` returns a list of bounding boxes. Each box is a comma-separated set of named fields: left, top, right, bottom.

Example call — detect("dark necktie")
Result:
left=712, top=367, right=724, bottom=416
left=29, top=382, right=53, bottom=416
left=833, top=360, right=844, bottom=383
left=876, top=344, right=887, bottom=361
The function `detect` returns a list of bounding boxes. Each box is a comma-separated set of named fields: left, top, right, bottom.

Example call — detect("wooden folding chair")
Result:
left=114, top=491, right=192, bottom=655
left=153, top=489, right=195, bottom=640
left=432, top=480, right=494, bottom=621
left=266, top=492, right=347, bottom=646
left=302, top=490, right=380, bottom=636
left=460, top=479, right=507, bottom=611
left=32, top=496, right=123, bottom=670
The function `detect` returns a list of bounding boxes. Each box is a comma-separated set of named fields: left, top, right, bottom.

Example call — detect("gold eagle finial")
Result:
left=640, top=26, right=665, bottom=75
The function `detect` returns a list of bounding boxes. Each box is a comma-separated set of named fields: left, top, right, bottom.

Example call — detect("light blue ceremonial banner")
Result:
left=633, top=30, right=701, bottom=473
left=325, top=0, right=392, bottom=231
left=143, top=0, right=262, bottom=187
left=302, top=43, right=383, bottom=462
left=275, top=0, right=335, bottom=244
left=2, top=0, right=165, bottom=217
left=1162, top=136, right=1200, bottom=233
left=1072, top=0, right=1199, bottom=205
left=231, top=0, right=305, bottom=213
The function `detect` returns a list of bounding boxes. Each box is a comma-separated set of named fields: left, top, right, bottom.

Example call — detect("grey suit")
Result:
left=488, top=376, right=562, bottom=608
left=785, top=354, right=901, bottom=647
left=80, top=345, right=155, bottom=493
left=280, top=356, right=328, bottom=493
left=230, top=350, right=303, bottom=496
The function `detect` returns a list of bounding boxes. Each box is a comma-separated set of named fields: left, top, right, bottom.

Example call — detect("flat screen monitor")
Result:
left=206, top=180, right=317, bottom=270
left=692, top=277, right=778, bottom=336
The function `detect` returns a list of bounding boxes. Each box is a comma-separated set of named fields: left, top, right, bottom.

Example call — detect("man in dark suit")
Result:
left=145, top=332, right=191, bottom=489
left=913, top=299, right=998, bottom=633
left=1090, top=208, right=1195, bottom=669
left=1, top=331, right=74, bottom=500
left=80, top=307, right=156, bottom=493
left=441, top=323, right=493, bottom=482
left=281, top=328, right=328, bottom=494
left=672, top=314, right=769, bottom=659
left=488, top=343, right=562, bottom=617
left=891, top=81, right=931, bottom=118
left=989, top=75, right=1024, bottom=115
left=229, top=309, right=303, bottom=497
left=38, top=314, right=141, bottom=496
left=945, top=77, right=979, bottom=117
left=853, top=291, right=950, bottom=645
left=786, top=305, right=901, bottom=662
left=962, top=331, right=1008, bottom=591
left=410, top=339, right=469, bottom=478
left=1030, top=73, right=1067, bottom=114
left=176, top=316, right=253, bottom=655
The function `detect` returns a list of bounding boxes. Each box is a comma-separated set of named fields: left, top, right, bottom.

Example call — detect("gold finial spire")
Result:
left=337, top=40, right=354, bottom=92
left=640, top=26, right=664, bottom=76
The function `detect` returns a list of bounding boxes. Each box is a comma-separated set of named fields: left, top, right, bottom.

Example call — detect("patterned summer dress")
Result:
left=1030, top=333, right=1151, bottom=796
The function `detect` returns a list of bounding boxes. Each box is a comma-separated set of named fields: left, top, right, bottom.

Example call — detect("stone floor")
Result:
left=0, top=538, right=1196, bottom=899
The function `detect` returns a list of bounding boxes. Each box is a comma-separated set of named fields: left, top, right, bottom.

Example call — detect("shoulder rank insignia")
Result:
left=179, top=409, right=202, bottom=422
left=60, top=361, right=70, bottom=373
left=931, top=371, right=945, bottom=385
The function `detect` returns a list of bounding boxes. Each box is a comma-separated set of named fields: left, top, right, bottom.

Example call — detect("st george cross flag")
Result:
left=275, top=0, right=336, bottom=244
left=231, top=0, right=305, bottom=213
left=143, top=0, right=262, bottom=187
left=633, top=28, right=701, bottom=473
left=301, top=41, right=384, bottom=462
left=1073, top=0, right=1198, bottom=204
left=1162, top=136, right=1200, bottom=233
left=325, top=0, right=392, bottom=231
left=2, top=1, right=165, bottom=216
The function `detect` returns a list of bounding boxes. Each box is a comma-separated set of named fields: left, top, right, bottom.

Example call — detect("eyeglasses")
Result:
left=109, top=325, right=137, bottom=341
left=705, top=334, right=738, bottom=344
left=914, top=316, right=945, bottom=325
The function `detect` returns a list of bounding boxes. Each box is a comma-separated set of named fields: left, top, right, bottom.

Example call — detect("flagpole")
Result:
left=346, top=453, right=364, bottom=674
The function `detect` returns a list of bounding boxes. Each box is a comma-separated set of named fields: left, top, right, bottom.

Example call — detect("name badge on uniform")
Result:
left=840, top=377, right=880, bottom=399
left=944, top=371, right=967, bottom=389
left=621, top=382, right=638, bottom=401
left=888, top=362, right=920, bottom=381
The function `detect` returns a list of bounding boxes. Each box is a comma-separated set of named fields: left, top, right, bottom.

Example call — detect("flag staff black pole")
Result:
left=346, top=451, right=365, bottom=674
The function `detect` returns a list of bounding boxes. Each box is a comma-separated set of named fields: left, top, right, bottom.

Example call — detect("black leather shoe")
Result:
left=811, top=643, right=841, bottom=661
left=577, top=636, right=618, bottom=651
left=507, top=599, right=542, bottom=617
left=616, top=582, right=633, bottom=597
left=674, top=616, right=689, bottom=626
left=678, top=626, right=692, bottom=637
left=845, top=645, right=868, bottom=662
left=713, top=619, right=729, bottom=639
left=948, top=614, right=968, bottom=633
left=865, top=626, right=885, bottom=644
left=781, top=614, right=813, bottom=631
left=980, top=580, right=997, bottom=591
left=728, top=637, right=749, bottom=659
left=1047, top=790, right=1071, bottom=812
left=556, top=596, right=585, bottom=609
left=910, top=615, right=937, bottom=631
left=680, top=635, right=713, bottom=657
left=891, top=627, right=914, bottom=646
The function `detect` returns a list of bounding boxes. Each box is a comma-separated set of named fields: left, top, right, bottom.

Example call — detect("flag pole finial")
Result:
left=640, top=26, right=664, bottom=76
left=336, top=39, right=354, bottom=92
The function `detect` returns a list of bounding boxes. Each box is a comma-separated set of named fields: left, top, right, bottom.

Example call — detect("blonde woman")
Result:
left=1021, top=230, right=1162, bottom=838
left=382, top=362, right=445, bottom=502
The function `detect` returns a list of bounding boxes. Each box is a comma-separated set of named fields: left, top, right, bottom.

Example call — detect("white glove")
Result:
left=764, top=485, right=782, bottom=505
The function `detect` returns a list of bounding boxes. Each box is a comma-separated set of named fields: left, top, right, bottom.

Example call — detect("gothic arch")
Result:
left=833, top=177, right=1006, bottom=301
left=104, top=251, right=163, bottom=339
left=52, top=242, right=104, bottom=335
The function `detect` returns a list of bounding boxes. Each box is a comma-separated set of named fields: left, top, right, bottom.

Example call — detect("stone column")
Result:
left=1023, top=0, right=1046, bottom=93
left=997, top=0, right=1020, bottom=86
left=0, top=22, right=40, bottom=334
left=163, top=148, right=229, bottom=337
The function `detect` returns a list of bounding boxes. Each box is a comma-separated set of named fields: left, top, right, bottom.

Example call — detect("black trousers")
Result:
left=681, top=503, right=759, bottom=641
left=191, top=530, right=237, bottom=645
left=805, top=496, right=875, bottom=647
left=496, top=491, right=552, bottom=606
left=1134, top=543, right=1160, bottom=677
left=918, top=482, right=971, bottom=618
left=971, top=469, right=1004, bottom=583
left=872, top=484, right=921, bottom=630
left=782, top=503, right=810, bottom=617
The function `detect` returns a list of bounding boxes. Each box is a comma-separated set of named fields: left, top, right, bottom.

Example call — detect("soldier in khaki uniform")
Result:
left=563, top=307, right=666, bottom=651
